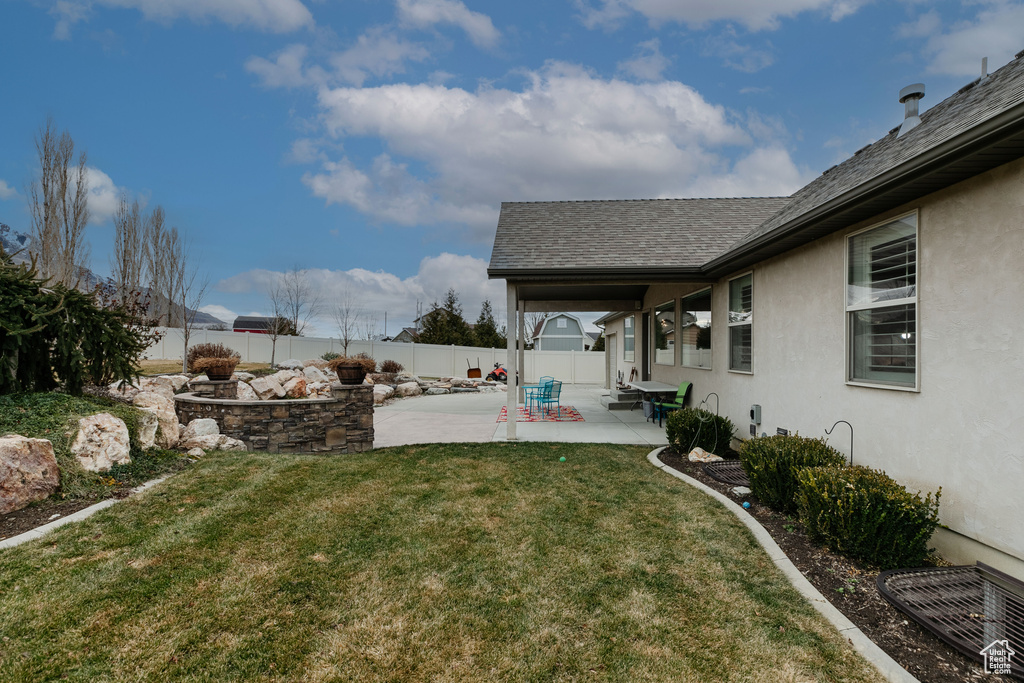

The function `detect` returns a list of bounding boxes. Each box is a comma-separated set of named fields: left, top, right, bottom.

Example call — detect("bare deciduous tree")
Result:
left=169, top=237, right=209, bottom=373
left=110, top=194, right=145, bottom=304
left=332, top=288, right=363, bottom=356
left=360, top=313, right=383, bottom=341
left=28, top=117, right=90, bottom=288
left=278, top=266, right=322, bottom=336
left=266, top=281, right=298, bottom=368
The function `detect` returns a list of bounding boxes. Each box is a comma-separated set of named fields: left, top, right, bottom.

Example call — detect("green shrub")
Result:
left=665, top=408, right=735, bottom=456
left=740, top=435, right=846, bottom=513
left=1, top=251, right=158, bottom=395
left=321, top=351, right=341, bottom=361
left=186, top=342, right=240, bottom=373
left=797, top=466, right=941, bottom=569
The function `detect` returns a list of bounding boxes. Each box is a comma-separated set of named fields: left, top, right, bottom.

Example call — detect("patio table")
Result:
left=628, top=381, right=680, bottom=420
left=522, top=384, right=545, bottom=416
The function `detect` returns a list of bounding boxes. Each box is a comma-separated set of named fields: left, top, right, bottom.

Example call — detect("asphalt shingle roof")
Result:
left=488, top=197, right=792, bottom=273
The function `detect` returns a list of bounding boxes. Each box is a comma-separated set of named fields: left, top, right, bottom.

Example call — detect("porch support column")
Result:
left=517, top=299, right=526, bottom=402
left=505, top=282, right=518, bottom=441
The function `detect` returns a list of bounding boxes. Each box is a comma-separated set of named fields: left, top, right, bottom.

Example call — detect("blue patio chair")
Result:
left=525, top=377, right=553, bottom=415
left=654, top=381, right=691, bottom=427
left=538, top=380, right=563, bottom=417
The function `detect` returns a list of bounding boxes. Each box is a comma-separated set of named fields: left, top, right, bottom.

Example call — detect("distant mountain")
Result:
left=1, top=221, right=225, bottom=327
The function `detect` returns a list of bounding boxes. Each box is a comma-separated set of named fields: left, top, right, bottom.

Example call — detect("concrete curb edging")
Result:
left=0, top=474, right=174, bottom=550
left=647, top=447, right=920, bottom=683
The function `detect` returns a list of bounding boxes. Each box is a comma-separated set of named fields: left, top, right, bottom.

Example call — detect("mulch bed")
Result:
left=659, top=447, right=1008, bottom=683
left=0, top=489, right=132, bottom=542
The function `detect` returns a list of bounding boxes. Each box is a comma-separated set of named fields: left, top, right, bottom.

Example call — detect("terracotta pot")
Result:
left=334, top=363, right=367, bottom=385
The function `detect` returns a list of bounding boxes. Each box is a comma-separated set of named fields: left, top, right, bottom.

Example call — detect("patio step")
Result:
left=601, top=391, right=638, bottom=411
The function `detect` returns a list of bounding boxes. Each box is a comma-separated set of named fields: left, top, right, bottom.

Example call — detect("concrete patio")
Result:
left=373, top=384, right=669, bottom=448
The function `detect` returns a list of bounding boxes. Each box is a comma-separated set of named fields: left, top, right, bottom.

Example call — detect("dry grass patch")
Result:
left=0, top=444, right=885, bottom=682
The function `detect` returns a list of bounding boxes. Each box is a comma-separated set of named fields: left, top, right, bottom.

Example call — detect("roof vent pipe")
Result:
left=981, top=57, right=988, bottom=79
left=898, top=83, right=925, bottom=137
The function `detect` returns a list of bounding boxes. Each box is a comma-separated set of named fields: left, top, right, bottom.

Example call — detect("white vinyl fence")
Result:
left=147, top=328, right=606, bottom=384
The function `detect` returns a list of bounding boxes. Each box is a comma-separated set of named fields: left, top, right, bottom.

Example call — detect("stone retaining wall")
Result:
left=174, top=384, right=373, bottom=454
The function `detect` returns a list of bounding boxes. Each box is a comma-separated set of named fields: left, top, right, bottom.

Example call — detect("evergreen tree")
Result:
left=417, top=289, right=473, bottom=346
left=472, top=300, right=505, bottom=349
left=591, top=333, right=605, bottom=352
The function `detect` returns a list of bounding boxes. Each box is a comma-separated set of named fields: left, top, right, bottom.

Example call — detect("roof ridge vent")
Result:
left=897, top=83, right=925, bottom=137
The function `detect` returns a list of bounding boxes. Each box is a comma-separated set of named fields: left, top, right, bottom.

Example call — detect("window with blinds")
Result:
left=847, top=213, right=918, bottom=388
left=729, top=273, right=753, bottom=372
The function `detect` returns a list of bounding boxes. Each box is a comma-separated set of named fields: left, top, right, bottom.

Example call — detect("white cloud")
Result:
left=685, top=146, right=807, bottom=197
left=617, top=38, right=670, bottom=80
left=199, top=304, right=236, bottom=325
left=0, top=179, right=18, bottom=200
left=216, top=252, right=507, bottom=333
left=916, top=3, right=1024, bottom=77
left=303, top=61, right=804, bottom=236
left=50, top=1, right=91, bottom=40
left=703, top=28, right=775, bottom=73
left=329, top=27, right=431, bottom=86
left=50, top=0, right=313, bottom=37
left=84, top=166, right=127, bottom=225
left=246, top=44, right=321, bottom=88
left=575, top=0, right=866, bottom=32
left=247, top=29, right=429, bottom=89
left=396, top=0, right=500, bottom=48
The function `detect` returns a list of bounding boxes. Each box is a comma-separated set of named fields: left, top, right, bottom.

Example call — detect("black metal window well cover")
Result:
left=702, top=460, right=751, bottom=487
left=877, top=562, right=1024, bottom=679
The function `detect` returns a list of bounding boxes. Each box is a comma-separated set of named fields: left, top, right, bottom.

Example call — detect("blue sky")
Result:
left=2, top=0, right=1022, bottom=335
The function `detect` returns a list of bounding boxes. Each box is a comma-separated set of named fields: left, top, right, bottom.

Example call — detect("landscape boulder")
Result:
left=373, top=384, right=395, bottom=404
left=282, top=377, right=307, bottom=399
left=187, top=447, right=205, bottom=458
left=181, top=418, right=220, bottom=443
left=250, top=376, right=285, bottom=400
left=277, top=359, right=304, bottom=370
left=395, top=382, right=422, bottom=397
left=233, top=372, right=255, bottom=382
left=424, top=387, right=450, bottom=396
left=133, top=391, right=180, bottom=448
left=303, top=366, right=329, bottom=383
left=135, top=410, right=159, bottom=450
left=138, top=376, right=177, bottom=400
left=236, top=381, right=259, bottom=401
left=71, top=413, right=132, bottom=472
left=687, top=447, right=723, bottom=463
left=0, top=435, right=61, bottom=515
left=180, top=434, right=247, bottom=452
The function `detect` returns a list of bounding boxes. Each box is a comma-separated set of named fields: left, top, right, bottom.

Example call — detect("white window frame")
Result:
left=844, top=211, right=920, bottom=391
left=653, top=300, right=675, bottom=366
left=680, top=287, right=713, bottom=370
left=728, top=272, right=753, bottom=374
left=623, top=315, right=635, bottom=362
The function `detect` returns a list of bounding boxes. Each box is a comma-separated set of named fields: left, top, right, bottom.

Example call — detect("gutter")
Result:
left=702, top=98, right=1024, bottom=277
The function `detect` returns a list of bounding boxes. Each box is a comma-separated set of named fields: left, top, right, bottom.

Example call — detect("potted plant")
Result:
left=194, top=356, right=239, bottom=381
left=327, top=355, right=376, bottom=384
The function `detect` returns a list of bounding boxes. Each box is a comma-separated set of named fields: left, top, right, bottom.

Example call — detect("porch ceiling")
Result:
left=515, top=282, right=650, bottom=312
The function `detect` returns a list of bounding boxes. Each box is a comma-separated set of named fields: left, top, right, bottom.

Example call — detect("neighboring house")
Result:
left=489, top=54, right=1024, bottom=579
left=532, top=313, right=592, bottom=351
left=390, top=327, right=419, bottom=343
left=232, top=316, right=275, bottom=334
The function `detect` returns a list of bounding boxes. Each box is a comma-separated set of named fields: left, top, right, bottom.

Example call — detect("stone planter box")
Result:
left=174, top=383, right=373, bottom=454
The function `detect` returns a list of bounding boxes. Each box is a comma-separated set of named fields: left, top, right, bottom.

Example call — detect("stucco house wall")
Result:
left=622, top=156, right=1024, bottom=576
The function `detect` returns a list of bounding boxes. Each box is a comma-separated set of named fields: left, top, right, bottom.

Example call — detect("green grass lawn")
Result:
left=0, top=444, right=884, bottom=682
